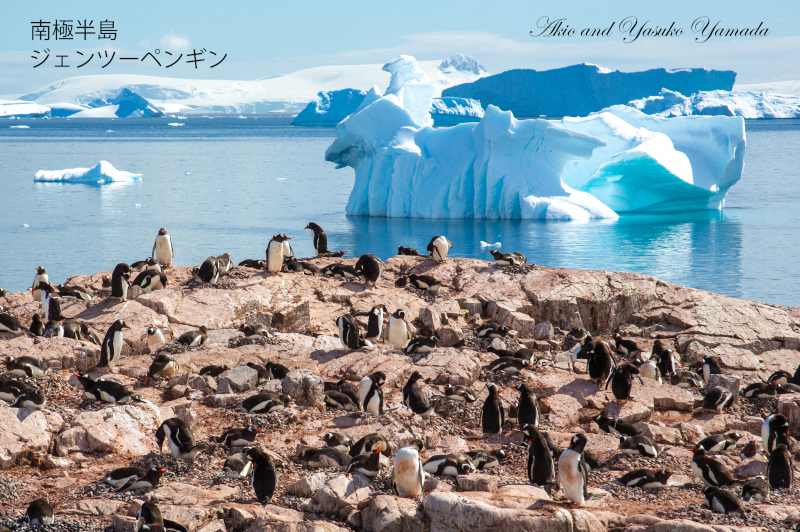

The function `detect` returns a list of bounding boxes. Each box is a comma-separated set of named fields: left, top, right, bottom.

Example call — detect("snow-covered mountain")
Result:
left=18, top=55, right=489, bottom=115
left=736, top=80, right=800, bottom=97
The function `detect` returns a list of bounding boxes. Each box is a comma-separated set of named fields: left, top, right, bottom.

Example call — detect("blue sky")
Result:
left=1, top=0, right=799, bottom=95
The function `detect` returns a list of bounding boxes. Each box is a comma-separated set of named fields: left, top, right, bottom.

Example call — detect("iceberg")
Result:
left=627, top=88, right=800, bottom=119
left=428, top=97, right=484, bottom=125
left=34, top=161, right=142, bottom=184
left=442, top=64, right=736, bottom=117
left=0, top=100, right=49, bottom=118
left=48, top=102, right=89, bottom=117
left=71, top=88, right=164, bottom=118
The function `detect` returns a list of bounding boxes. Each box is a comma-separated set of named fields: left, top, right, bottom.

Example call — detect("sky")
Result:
left=1, top=0, right=799, bottom=96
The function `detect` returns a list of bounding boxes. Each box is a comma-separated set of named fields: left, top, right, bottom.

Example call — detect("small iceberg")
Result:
left=34, top=161, right=142, bottom=184
left=480, top=241, right=501, bottom=248
left=167, top=122, right=184, bottom=127
left=10, top=125, right=30, bottom=129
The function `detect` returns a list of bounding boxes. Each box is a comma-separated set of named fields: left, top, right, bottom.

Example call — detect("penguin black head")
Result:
left=304, top=222, right=322, bottom=232
left=368, top=371, right=386, bottom=387
left=568, top=433, right=588, bottom=453
left=391, top=309, right=406, bottom=321
left=158, top=228, right=168, bottom=235
left=395, top=275, right=409, bottom=287
left=487, top=384, right=498, bottom=396
left=31, top=314, right=43, bottom=324
left=691, top=446, right=706, bottom=457
left=516, top=383, right=534, bottom=394
left=271, top=233, right=291, bottom=242
left=36, top=266, right=47, bottom=275
left=406, top=371, right=425, bottom=385
left=405, top=439, right=424, bottom=452
left=371, top=304, right=388, bottom=314
left=111, top=320, right=130, bottom=331
left=146, top=327, right=156, bottom=336
left=656, top=469, right=673, bottom=483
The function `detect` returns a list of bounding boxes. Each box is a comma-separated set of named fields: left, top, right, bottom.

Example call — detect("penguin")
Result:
left=741, top=381, right=778, bottom=399
left=617, top=469, right=673, bottom=489
left=395, top=275, right=410, bottom=288
left=563, top=327, right=588, bottom=352
left=138, top=500, right=164, bottom=528
left=392, top=440, right=425, bottom=497
left=793, top=360, right=800, bottom=385
left=321, top=263, right=359, bottom=279
left=283, top=259, right=319, bottom=275
left=11, top=388, right=46, bottom=410
left=238, top=259, right=265, bottom=269
left=514, top=348, right=536, bottom=362
left=656, top=349, right=677, bottom=378
left=357, top=305, right=386, bottom=341
left=397, top=246, right=419, bottom=256
left=488, top=250, right=523, bottom=266
left=4, top=355, right=48, bottom=377
left=321, top=432, right=354, bottom=453
left=741, top=476, right=769, bottom=502
left=670, top=370, right=704, bottom=389
left=31, top=266, right=49, bottom=303
left=638, top=355, right=661, bottom=384
left=96, top=319, right=129, bottom=373
left=304, top=222, right=329, bottom=255
left=42, top=320, right=64, bottom=339
left=46, top=295, right=63, bottom=323
left=244, top=362, right=269, bottom=382
left=427, top=235, right=452, bottom=262
left=155, top=418, right=200, bottom=459
left=697, top=432, right=741, bottom=453
left=557, top=433, right=589, bottom=506
left=240, top=393, right=292, bottom=414
left=613, top=333, right=642, bottom=356
left=516, top=383, right=539, bottom=428
left=176, top=326, right=208, bottom=347
left=335, top=379, right=360, bottom=406
left=324, top=390, right=358, bottom=411
left=408, top=274, right=442, bottom=293
left=218, top=427, right=262, bottom=447
left=762, top=414, right=790, bottom=456
left=216, top=252, right=232, bottom=274
left=76, top=374, right=139, bottom=404
left=147, top=353, right=179, bottom=380
left=199, top=364, right=229, bottom=377
left=423, top=453, right=475, bottom=476
left=152, top=228, right=174, bottom=267
left=336, top=314, right=370, bottom=350
left=402, top=371, right=434, bottom=418
left=64, top=320, right=100, bottom=343
left=690, top=447, right=735, bottom=487
left=358, top=372, right=385, bottom=416
left=349, top=433, right=390, bottom=458
left=247, top=447, right=277, bottom=504
left=265, top=362, right=289, bottom=380
left=767, top=443, right=793, bottom=488
left=465, top=449, right=507, bottom=470
left=618, top=435, right=660, bottom=458
left=703, top=487, right=744, bottom=515
left=606, top=362, right=643, bottom=401
left=702, top=386, right=734, bottom=413
left=476, top=322, right=510, bottom=338
left=0, top=378, right=29, bottom=403
left=266, top=234, right=291, bottom=273
left=101, top=465, right=167, bottom=492
left=776, top=382, right=800, bottom=394
left=197, top=257, right=220, bottom=284
left=740, top=440, right=767, bottom=462
left=143, top=326, right=169, bottom=346
left=522, top=424, right=555, bottom=486
left=110, top=263, right=132, bottom=300
left=766, top=370, right=792, bottom=385
left=238, top=323, right=272, bottom=339
left=481, top=384, right=504, bottom=435
left=217, top=453, right=253, bottom=479
left=651, top=338, right=669, bottom=359
left=443, top=384, right=477, bottom=403
left=701, top=356, right=723, bottom=383
left=587, top=343, right=615, bottom=385
left=294, top=447, right=353, bottom=468
left=345, top=448, right=382, bottom=478
left=484, top=357, right=533, bottom=374
left=355, top=254, right=382, bottom=286
left=403, top=335, right=440, bottom=355
left=26, top=498, right=54, bottom=526
left=387, top=309, right=411, bottom=349
left=133, top=269, right=168, bottom=293
left=130, top=257, right=160, bottom=272
left=29, top=314, right=44, bottom=336
left=594, top=414, right=641, bottom=437
left=0, top=313, right=34, bottom=336
left=508, top=402, right=519, bottom=426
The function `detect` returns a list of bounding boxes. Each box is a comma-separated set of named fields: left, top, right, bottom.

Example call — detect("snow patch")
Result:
left=34, top=161, right=142, bottom=184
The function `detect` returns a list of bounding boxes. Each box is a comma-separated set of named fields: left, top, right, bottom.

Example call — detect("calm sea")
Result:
left=1, top=117, right=799, bottom=306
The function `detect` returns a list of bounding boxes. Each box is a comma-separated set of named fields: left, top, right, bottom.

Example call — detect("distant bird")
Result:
left=701, top=356, right=723, bottom=384
left=397, top=246, right=419, bottom=256
left=265, top=362, right=289, bottom=380
left=358, top=372, right=385, bottom=416
left=613, top=333, right=642, bottom=356
left=238, top=259, right=265, bottom=269
left=346, top=448, right=382, bottom=478
left=703, top=487, right=744, bottom=515
left=656, top=349, right=677, bottom=378
left=156, top=418, right=201, bottom=459
left=408, top=274, right=442, bottom=293
left=740, top=440, right=767, bottom=462
left=216, top=252, right=232, bottom=274
left=324, top=390, right=358, bottom=411
left=63, top=320, right=99, bottom=343
left=587, top=345, right=614, bottom=385
left=606, top=362, right=643, bottom=401
left=152, top=228, right=174, bottom=267
left=147, top=353, right=179, bottom=380
left=349, top=433, right=390, bottom=458
left=176, top=326, right=208, bottom=347
left=0, top=314, right=34, bottom=336
left=484, top=357, right=532, bottom=374
left=767, top=443, right=793, bottom=489
left=304, top=222, right=329, bottom=255
left=522, top=424, right=554, bottom=486
left=481, top=384, right=504, bottom=435
left=741, top=476, right=769, bottom=502
left=741, top=381, right=778, bottom=399
left=142, top=326, right=171, bottom=346
left=218, top=453, right=253, bottom=479
left=266, top=234, right=292, bottom=274
left=697, top=432, right=741, bottom=453
left=0, top=378, right=30, bottom=403
left=238, top=323, right=272, bottom=339
left=138, top=500, right=164, bottom=529
left=594, top=414, right=641, bottom=437
left=130, top=257, right=160, bottom=272
left=29, top=314, right=44, bottom=336
left=283, top=259, right=319, bottom=275
left=691, top=447, right=735, bottom=487
left=247, top=447, right=277, bottom=504
left=217, top=427, right=262, bottom=447
left=355, top=253, right=382, bottom=286
left=4, top=355, right=48, bottom=377
left=638, top=355, right=661, bottom=384
left=557, top=433, right=589, bottom=506
left=423, top=453, right=475, bottom=476
left=321, top=432, right=354, bottom=453
left=465, top=449, right=507, bottom=470
left=670, top=370, right=703, bottom=389
left=402, top=371, right=434, bottom=418
left=26, top=498, right=54, bottom=526
left=321, top=263, right=359, bottom=279
left=392, top=440, right=425, bottom=497
left=516, top=383, right=538, bottom=428
left=762, top=414, right=790, bottom=456
left=76, top=373, right=139, bottom=404
left=619, top=435, right=660, bottom=458
left=11, top=388, right=46, bottom=410
left=355, top=304, right=387, bottom=342
left=96, top=319, right=130, bottom=373
left=294, top=448, right=352, bottom=468
left=101, top=466, right=166, bottom=492
left=617, top=469, right=672, bottom=489
left=702, top=386, right=734, bottom=413
left=443, top=384, right=477, bottom=403
left=109, top=263, right=132, bottom=300
left=776, top=382, right=800, bottom=394
left=766, top=370, right=792, bottom=385
left=427, top=235, right=452, bottom=262
left=132, top=269, right=168, bottom=293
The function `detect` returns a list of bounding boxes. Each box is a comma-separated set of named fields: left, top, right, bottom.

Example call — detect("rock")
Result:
left=246, top=505, right=350, bottom=532
left=0, top=407, right=60, bottom=469
left=777, top=393, right=800, bottom=435
left=287, top=472, right=326, bottom=497
left=456, top=474, right=498, bottom=492
left=437, top=325, right=465, bottom=347
left=113, top=515, right=140, bottom=532
left=152, top=482, right=238, bottom=506
left=603, top=401, right=651, bottom=423
left=785, top=336, right=800, bottom=350
left=197, top=520, right=226, bottom=532
left=725, top=416, right=764, bottom=437
left=224, top=507, right=254, bottom=532
left=204, top=394, right=240, bottom=408
left=646, top=520, right=716, bottom=532
left=282, top=369, right=324, bottom=407
left=488, top=301, right=520, bottom=323
left=413, top=348, right=483, bottom=386
left=634, top=423, right=682, bottom=445
left=553, top=352, right=573, bottom=370
left=457, top=298, right=482, bottom=316
left=678, top=423, right=707, bottom=445
left=305, top=474, right=372, bottom=518
left=171, top=384, right=188, bottom=399
left=704, top=374, right=740, bottom=396
left=73, top=498, right=126, bottom=516
left=362, top=495, right=428, bottom=532
left=187, top=373, right=217, bottom=395
left=54, top=402, right=162, bottom=456
left=533, top=321, right=554, bottom=340
left=419, top=308, right=443, bottom=335
left=218, top=366, right=259, bottom=394
left=540, top=394, right=582, bottom=429
left=506, top=312, right=535, bottom=337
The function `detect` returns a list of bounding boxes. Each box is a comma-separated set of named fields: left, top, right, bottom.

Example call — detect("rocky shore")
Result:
left=1, top=255, right=799, bottom=532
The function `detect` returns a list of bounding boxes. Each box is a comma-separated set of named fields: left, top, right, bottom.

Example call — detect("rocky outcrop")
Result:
left=55, top=402, right=162, bottom=456
left=0, top=405, right=63, bottom=469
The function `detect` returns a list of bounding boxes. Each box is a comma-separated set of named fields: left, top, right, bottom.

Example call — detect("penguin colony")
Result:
left=1, top=225, right=799, bottom=530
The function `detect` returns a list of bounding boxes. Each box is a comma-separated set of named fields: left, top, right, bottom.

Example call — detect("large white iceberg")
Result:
left=0, top=100, right=49, bottom=118
left=627, top=88, right=800, bottom=119
left=34, top=161, right=142, bottom=184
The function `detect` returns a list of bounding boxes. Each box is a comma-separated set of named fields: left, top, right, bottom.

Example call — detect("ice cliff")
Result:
left=627, top=88, right=800, bottom=119
left=442, top=64, right=736, bottom=117
left=325, top=56, right=745, bottom=220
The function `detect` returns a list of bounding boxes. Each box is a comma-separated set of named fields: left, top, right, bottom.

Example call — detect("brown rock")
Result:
left=218, top=366, right=260, bottom=394
left=603, top=401, right=651, bottom=423
left=777, top=393, right=800, bottom=435
left=540, top=394, right=582, bottom=429
left=305, top=474, right=372, bottom=518
left=533, top=322, right=554, bottom=340
left=437, top=325, right=464, bottom=347
left=282, top=369, right=324, bottom=407
left=0, top=407, right=60, bottom=469
left=457, top=298, right=482, bottom=316
left=54, top=403, right=162, bottom=456
left=456, top=474, right=498, bottom=493
left=362, top=495, right=428, bottom=532
left=647, top=520, right=716, bottom=532
left=419, top=308, right=443, bottom=335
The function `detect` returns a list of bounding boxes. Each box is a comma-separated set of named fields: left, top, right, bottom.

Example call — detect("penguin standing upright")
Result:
left=516, top=383, right=539, bottom=428
left=587, top=342, right=615, bottom=385
left=138, top=500, right=163, bottom=527
left=29, top=314, right=44, bottom=336
left=358, top=371, right=385, bottom=416
left=387, top=309, right=411, bottom=349
left=392, top=440, right=425, bottom=498
left=767, top=443, right=793, bottom=489
left=656, top=349, right=677, bottom=378
left=762, top=414, right=790, bottom=456
left=110, top=263, right=132, bottom=300
left=638, top=355, right=661, bottom=384
left=701, top=356, right=723, bottom=383
left=26, top=498, right=54, bottom=526
left=266, top=234, right=291, bottom=274
left=156, top=418, right=201, bottom=459
left=304, top=222, right=329, bottom=255
left=361, top=305, right=387, bottom=342
left=247, top=447, right=277, bottom=504
left=481, top=384, right=504, bottom=435
left=96, top=320, right=130, bottom=373
left=336, top=315, right=370, bottom=350
left=152, top=228, right=174, bottom=268
left=523, top=424, right=555, bottom=486
left=355, top=254, right=382, bottom=287
left=427, top=236, right=452, bottom=262
left=31, top=267, right=49, bottom=302
left=402, top=371, right=434, bottom=418
left=606, top=362, right=644, bottom=401
left=557, top=433, right=589, bottom=506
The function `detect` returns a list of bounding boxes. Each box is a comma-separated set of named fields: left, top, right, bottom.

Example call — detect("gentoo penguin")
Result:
left=143, top=326, right=169, bottom=346
left=740, top=440, right=767, bottom=462
left=402, top=371, right=434, bottom=418
left=147, top=353, right=179, bottom=380
left=321, top=263, right=359, bottom=279
left=266, top=234, right=291, bottom=274
left=766, top=370, right=792, bottom=385
left=408, top=274, right=442, bottom=293
left=522, top=424, right=555, bottom=486
left=101, top=465, right=166, bottom=492
left=325, top=390, right=358, bottom=411
left=690, top=447, right=735, bottom=487
left=465, top=449, right=507, bottom=470
left=130, top=257, right=160, bottom=272
left=133, top=269, right=168, bottom=293
left=741, top=381, right=778, bottom=399
left=247, top=447, right=278, bottom=504
left=484, top=357, right=533, bottom=374
left=767, top=443, right=793, bottom=488
left=283, top=259, right=320, bottom=275
left=265, top=362, right=289, bottom=380
left=387, top=309, right=411, bottom=349
left=481, top=384, right=504, bottom=435
left=64, top=320, right=100, bottom=343
left=514, top=348, right=536, bottom=362
left=594, top=414, right=641, bottom=437
left=702, top=386, right=734, bottom=413
left=322, top=432, right=354, bottom=453
left=0, top=313, right=34, bottom=336
left=423, top=453, right=475, bottom=476
left=762, top=414, right=790, bottom=456
left=619, top=435, right=660, bottom=458
left=96, top=319, right=129, bottom=373
left=776, top=382, right=800, bottom=394
left=563, top=327, right=588, bottom=352
left=670, top=370, right=703, bottom=388
left=355, top=254, right=382, bottom=286
left=516, top=383, right=539, bottom=428
left=156, top=418, right=201, bottom=459
left=444, top=384, right=477, bottom=403
left=152, top=228, right=174, bottom=267
left=31, top=266, right=49, bottom=302
left=697, top=432, right=741, bottom=453
left=333, top=379, right=360, bottom=406
left=613, top=333, right=642, bottom=356
left=218, top=453, right=253, bottom=479
left=294, top=448, right=352, bottom=468
left=656, top=349, right=677, bottom=378
left=199, top=364, right=229, bottom=377
left=488, top=250, right=523, bottom=266
left=218, top=427, right=262, bottom=447
left=43, top=319, right=64, bottom=339
left=11, top=388, right=46, bottom=410
left=427, top=235, right=452, bottom=262
left=557, top=433, right=589, bottom=506
left=46, top=294, right=63, bottom=323
left=397, top=246, right=419, bottom=256
left=392, top=440, right=425, bottom=497
left=0, top=378, right=29, bottom=403
left=587, top=343, right=615, bottom=385
left=176, top=326, right=208, bottom=347
left=110, top=263, right=132, bottom=300
left=197, top=256, right=220, bottom=284
left=638, top=355, right=661, bottom=384
left=356, top=305, right=386, bottom=341
left=26, top=498, right=54, bottom=526
left=4, top=355, right=48, bottom=377
left=404, top=335, right=440, bottom=355
left=76, top=374, right=138, bottom=404
left=741, top=476, right=770, bottom=502
left=508, top=402, right=519, bottom=425
left=701, top=356, right=723, bottom=383
left=617, top=469, right=672, bottom=489
left=349, top=433, right=391, bottom=458
left=358, top=371, right=385, bottom=416
left=29, top=314, right=44, bottom=336
left=216, top=252, right=232, bottom=274
left=138, top=500, right=163, bottom=528
left=476, top=322, right=510, bottom=338
left=304, top=222, right=329, bottom=255
left=240, top=393, right=292, bottom=414
left=606, top=362, right=643, bottom=401
left=238, top=259, right=266, bottom=269
left=336, top=314, right=370, bottom=350
left=703, top=487, right=744, bottom=515
left=346, top=448, right=382, bottom=478
left=238, top=323, right=272, bottom=339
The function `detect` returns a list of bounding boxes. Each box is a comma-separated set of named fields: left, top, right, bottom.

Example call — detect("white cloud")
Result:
left=160, top=32, right=190, bottom=50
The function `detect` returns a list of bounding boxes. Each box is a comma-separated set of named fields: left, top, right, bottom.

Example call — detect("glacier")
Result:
left=34, top=161, right=142, bottom=184
left=627, top=88, right=800, bottom=118
left=326, top=56, right=745, bottom=221
left=72, top=88, right=164, bottom=118
left=442, top=64, right=736, bottom=117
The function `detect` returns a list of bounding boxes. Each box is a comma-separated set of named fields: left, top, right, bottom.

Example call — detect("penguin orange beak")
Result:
left=123, top=325, right=130, bottom=330
left=158, top=467, right=167, bottom=472
left=237, top=327, right=244, bottom=332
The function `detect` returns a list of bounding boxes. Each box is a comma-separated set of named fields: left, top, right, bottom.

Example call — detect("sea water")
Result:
left=1, top=117, right=799, bottom=306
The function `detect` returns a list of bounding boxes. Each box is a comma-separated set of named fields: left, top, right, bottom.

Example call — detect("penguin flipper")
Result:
left=581, top=456, right=589, bottom=499
left=152, top=241, right=157, bottom=261
left=115, top=476, right=138, bottom=492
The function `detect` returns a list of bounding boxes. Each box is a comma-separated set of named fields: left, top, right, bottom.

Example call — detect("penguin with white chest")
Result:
left=557, top=433, right=590, bottom=506
left=4, top=355, right=48, bottom=377
left=26, top=498, right=54, bottom=526
left=197, top=257, right=220, bottom=284
left=11, top=388, right=46, bottom=410
left=266, top=234, right=292, bottom=274
left=96, top=320, right=129, bottom=373
left=31, top=266, right=49, bottom=302
left=762, top=414, right=790, bottom=456
left=152, top=228, right=174, bottom=267
left=148, top=353, right=179, bottom=380
left=423, top=453, right=475, bottom=477
left=361, top=305, right=387, bottom=342
left=402, top=371, right=434, bottom=418
left=156, top=418, right=201, bottom=459
left=392, top=440, right=425, bottom=498
left=304, top=222, right=329, bottom=255
left=358, top=371, right=385, bottom=416
left=523, top=424, right=555, bottom=486
left=336, top=315, right=370, bottom=350
left=427, top=235, right=452, bottom=262
left=387, top=309, right=411, bottom=349
left=110, top=263, right=132, bottom=300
